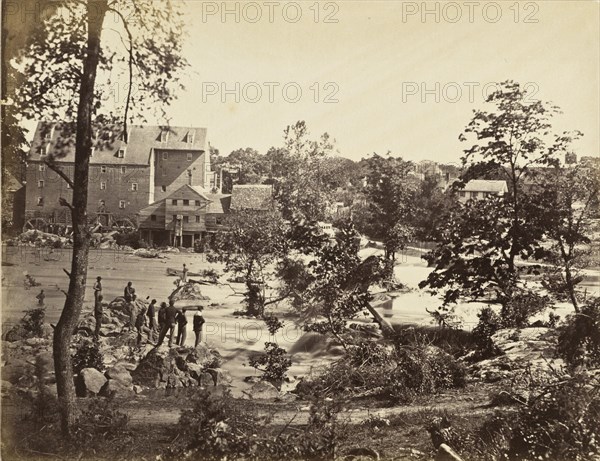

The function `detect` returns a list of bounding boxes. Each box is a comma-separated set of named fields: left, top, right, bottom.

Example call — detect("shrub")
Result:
left=557, top=298, right=600, bottom=369
left=472, top=307, right=502, bottom=358
left=21, top=306, right=46, bottom=338
left=500, top=291, right=550, bottom=328
left=472, top=374, right=600, bottom=461
left=72, top=339, right=104, bottom=374
left=249, top=341, right=292, bottom=389
left=114, top=231, right=146, bottom=249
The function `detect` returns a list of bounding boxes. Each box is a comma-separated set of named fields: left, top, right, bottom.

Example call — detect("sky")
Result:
left=20, top=0, right=600, bottom=164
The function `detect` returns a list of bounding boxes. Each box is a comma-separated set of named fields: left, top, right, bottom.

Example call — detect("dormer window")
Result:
left=117, top=147, right=126, bottom=158
left=43, top=125, right=54, bottom=140
left=160, top=130, right=168, bottom=143
left=186, top=131, right=195, bottom=144
left=187, top=153, right=193, bottom=161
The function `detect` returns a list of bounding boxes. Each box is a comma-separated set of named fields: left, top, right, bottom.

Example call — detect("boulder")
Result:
left=435, top=444, right=463, bottom=461
left=105, top=364, right=133, bottom=387
left=205, top=368, right=232, bottom=386
left=133, top=248, right=160, bottom=258
left=100, top=379, right=133, bottom=398
left=244, top=380, right=280, bottom=400
left=198, top=372, right=216, bottom=387
left=76, top=368, right=107, bottom=396
left=2, top=359, right=35, bottom=385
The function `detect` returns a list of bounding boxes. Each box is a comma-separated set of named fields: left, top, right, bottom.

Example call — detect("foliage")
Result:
left=114, top=231, right=147, bottom=249
left=393, top=324, right=476, bottom=358
left=471, top=374, right=600, bottom=461
left=471, top=307, right=502, bottom=357
left=208, top=209, right=288, bottom=316
left=294, top=221, right=391, bottom=343
left=557, top=298, right=600, bottom=369
left=411, top=175, right=458, bottom=241
left=297, top=339, right=466, bottom=403
left=354, top=153, right=418, bottom=260
left=72, top=339, right=104, bottom=374
left=421, top=81, right=575, bottom=316
left=20, top=306, right=47, bottom=338
left=249, top=342, right=292, bottom=389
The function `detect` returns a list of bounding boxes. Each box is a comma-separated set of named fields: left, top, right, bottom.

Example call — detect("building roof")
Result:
left=138, top=185, right=230, bottom=215
left=2, top=171, right=23, bottom=192
left=463, top=180, right=508, bottom=193
left=230, top=184, right=274, bottom=211
left=206, top=194, right=231, bottom=214
left=28, top=123, right=207, bottom=166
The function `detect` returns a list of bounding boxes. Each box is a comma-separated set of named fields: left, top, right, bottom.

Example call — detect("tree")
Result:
left=411, top=175, right=457, bottom=242
left=284, top=221, right=394, bottom=344
left=421, top=81, right=573, bottom=316
left=10, top=0, right=188, bottom=435
left=534, top=162, right=600, bottom=312
left=208, top=210, right=289, bottom=317
left=265, top=121, right=335, bottom=222
left=356, top=153, right=418, bottom=260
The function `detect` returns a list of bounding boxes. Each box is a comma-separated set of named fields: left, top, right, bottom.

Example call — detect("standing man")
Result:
left=93, top=276, right=102, bottom=302
left=176, top=308, right=188, bottom=346
left=36, top=289, right=45, bottom=306
left=193, top=306, right=205, bottom=348
left=124, top=281, right=134, bottom=303
left=156, top=301, right=178, bottom=347
left=135, top=304, right=147, bottom=347
left=94, top=294, right=104, bottom=337
left=147, top=299, right=157, bottom=342
left=182, top=263, right=188, bottom=283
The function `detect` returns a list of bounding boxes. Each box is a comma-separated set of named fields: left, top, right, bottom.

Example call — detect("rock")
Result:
left=278, top=392, right=298, bottom=402
left=199, top=372, right=215, bottom=387
left=100, top=379, right=133, bottom=397
left=2, top=359, right=35, bottom=385
left=4, top=325, right=29, bottom=342
left=76, top=368, right=107, bottom=396
left=435, top=444, right=463, bottom=461
left=105, top=364, right=133, bottom=387
left=244, top=376, right=262, bottom=384
left=1, top=380, right=13, bottom=396
left=205, top=368, right=232, bottom=386
left=345, top=447, right=380, bottom=460
left=133, top=384, right=144, bottom=394
left=133, top=248, right=160, bottom=258
left=245, top=380, right=280, bottom=400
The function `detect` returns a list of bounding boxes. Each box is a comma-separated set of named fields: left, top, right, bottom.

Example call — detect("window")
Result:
left=459, top=191, right=466, bottom=197
left=100, top=181, right=106, bottom=190
left=161, top=185, right=166, bottom=192
left=101, top=165, right=107, bottom=173
left=90, top=147, right=95, bottom=157
left=183, top=199, right=189, bottom=206
left=162, top=152, right=168, bottom=160
left=121, top=166, right=126, bottom=174
left=119, top=200, right=126, bottom=209
left=172, top=199, right=178, bottom=205
left=43, top=126, right=54, bottom=140
left=195, top=216, right=200, bottom=223
left=183, top=216, right=189, bottom=223
left=38, top=164, right=45, bottom=172
left=195, top=200, right=201, bottom=206
left=173, top=214, right=177, bottom=221
left=187, top=153, right=193, bottom=161
left=186, top=131, right=194, bottom=144
left=471, top=192, right=479, bottom=199
left=37, top=197, right=44, bottom=206
left=131, top=183, right=138, bottom=191
left=117, top=148, right=126, bottom=158
left=216, top=217, right=223, bottom=225
left=38, top=180, right=44, bottom=188
left=151, top=214, right=157, bottom=222
left=160, top=131, right=168, bottom=143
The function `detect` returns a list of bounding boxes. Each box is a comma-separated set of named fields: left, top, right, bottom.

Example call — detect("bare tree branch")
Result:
left=45, top=161, right=75, bottom=189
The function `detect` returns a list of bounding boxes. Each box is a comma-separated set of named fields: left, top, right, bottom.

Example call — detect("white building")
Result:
left=458, top=180, right=508, bottom=203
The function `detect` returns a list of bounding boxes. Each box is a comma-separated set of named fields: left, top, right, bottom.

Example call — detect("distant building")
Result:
left=230, top=184, right=274, bottom=211
left=138, top=185, right=229, bottom=247
left=458, top=180, right=508, bottom=203
left=24, top=122, right=216, bottom=231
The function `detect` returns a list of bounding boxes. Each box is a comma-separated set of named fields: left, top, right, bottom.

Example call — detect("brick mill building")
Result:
left=24, top=122, right=216, bottom=232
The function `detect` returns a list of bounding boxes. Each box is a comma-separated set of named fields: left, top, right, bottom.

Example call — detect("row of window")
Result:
left=171, top=199, right=203, bottom=206
left=38, top=164, right=128, bottom=174
left=146, top=215, right=223, bottom=225
left=37, top=197, right=127, bottom=209
left=159, top=152, right=195, bottom=161
left=37, top=180, right=139, bottom=191
left=459, top=191, right=496, bottom=198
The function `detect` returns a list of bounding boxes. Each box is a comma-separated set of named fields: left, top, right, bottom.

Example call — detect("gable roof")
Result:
left=463, top=180, right=508, bottom=193
left=28, top=123, right=208, bottom=166
left=2, top=172, right=23, bottom=192
left=205, top=194, right=231, bottom=214
left=139, top=185, right=230, bottom=214
left=230, top=184, right=274, bottom=211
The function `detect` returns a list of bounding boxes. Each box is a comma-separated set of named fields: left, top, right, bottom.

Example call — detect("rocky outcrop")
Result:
left=470, top=328, right=564, bottom=383
left=131, top=344, right=221, bottom=389
left=243, top=380, right=280, bottom=399
left=435, top=444, right=463, bottom=461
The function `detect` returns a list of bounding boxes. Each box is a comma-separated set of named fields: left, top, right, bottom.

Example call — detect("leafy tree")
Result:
left=208, top=210, right=288, bottom=316
left=10, top=0, right=188, bottom=435
left=533, top=162, right=600, bottom=312
left=265, top=121, right=335, bottom=221
left=421, top=81, right=574, bottom=317
left=289, top=221, right=394, bottom=345
left=411, top=175, right=458, bottom=241
left=356, top=153, right=418, bottom=260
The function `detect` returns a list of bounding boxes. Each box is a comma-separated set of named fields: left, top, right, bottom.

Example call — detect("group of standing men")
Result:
left=92, top=275, right=206, bottom=349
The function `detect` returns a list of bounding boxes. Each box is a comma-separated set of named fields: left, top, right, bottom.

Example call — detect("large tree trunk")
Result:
left=53, top=0, right=108, bottom=437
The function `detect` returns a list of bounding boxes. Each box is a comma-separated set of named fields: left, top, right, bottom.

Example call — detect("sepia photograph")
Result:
left=0, top=1, right=599, bottom=459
